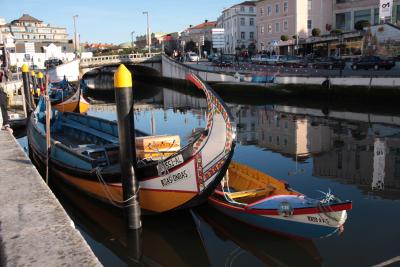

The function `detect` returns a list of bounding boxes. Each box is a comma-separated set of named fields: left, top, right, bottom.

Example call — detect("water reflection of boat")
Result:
left=209, top=162, right=352, bottom=239
left=52, top=179, right=210, bottom=267
left=27, top=73, right=236, bottom=213
left=192, top=206, right=322, bottom=267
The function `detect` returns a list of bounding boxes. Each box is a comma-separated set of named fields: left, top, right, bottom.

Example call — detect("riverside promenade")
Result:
left=0, top=130, right=101, bottom=266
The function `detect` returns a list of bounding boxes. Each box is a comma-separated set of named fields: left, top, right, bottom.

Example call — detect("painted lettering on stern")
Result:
left=307, top=216, right=330, bottom=225
left=161, top=170, right=189, bottom=187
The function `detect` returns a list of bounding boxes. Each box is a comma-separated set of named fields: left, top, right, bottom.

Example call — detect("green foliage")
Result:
left=185, top=40, right=197, bottom=52
left=280, top=35, right=288, bottom=41
left=312, top=28, right=321, bottom=37
left=330, top=29, right=343, bottom=35
left=355, top=20, right=371, bottom=31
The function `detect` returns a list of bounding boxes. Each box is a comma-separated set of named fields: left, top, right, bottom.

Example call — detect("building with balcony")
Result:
left=256, top=0, right=333, bottom=54
left=334, top=0, right=400, bottom=32
left=220, top=1, right=257, bottom=54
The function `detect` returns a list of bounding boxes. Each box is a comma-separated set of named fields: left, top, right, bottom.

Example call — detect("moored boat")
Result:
left=208, top=162, right=352, bottom=239
left=48, top=79, right=90, bottom=113
left=27, top=73, right=236, bottom=214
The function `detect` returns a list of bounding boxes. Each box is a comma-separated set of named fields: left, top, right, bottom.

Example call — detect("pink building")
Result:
left=256, top=0, right=333, bottom=53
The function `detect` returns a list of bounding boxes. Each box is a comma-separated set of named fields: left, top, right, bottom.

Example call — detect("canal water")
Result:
left=19, top=78, right=400, bottom=267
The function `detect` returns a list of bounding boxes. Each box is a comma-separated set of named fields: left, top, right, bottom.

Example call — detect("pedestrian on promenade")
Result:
left=0, top=73, right=12, bottom=133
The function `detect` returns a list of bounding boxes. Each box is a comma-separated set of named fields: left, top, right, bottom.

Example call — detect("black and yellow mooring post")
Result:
left=37, top=72, right=44, bottom=97
left=30, top=70, right=36, bottom=94
left=21, top=64, right=33, bottom=115
left=114, top=64, right=142, bottom=230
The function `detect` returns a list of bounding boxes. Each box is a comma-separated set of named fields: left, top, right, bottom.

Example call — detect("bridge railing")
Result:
left=80, top=53, right=161, bottom=66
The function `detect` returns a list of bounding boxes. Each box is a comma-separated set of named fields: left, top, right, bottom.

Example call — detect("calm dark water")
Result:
left=21, top=79, right=400, bottom=267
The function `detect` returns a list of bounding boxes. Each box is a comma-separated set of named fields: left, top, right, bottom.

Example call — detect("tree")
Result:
left=312, top=28, right=321, bottom=37
left=185, top=40, right=197, bottom=52
left=202, top=40, right=212, bottom=54
left=355, top=20, right=370, bottom=31
left=280, top=35, right=288, bottom=41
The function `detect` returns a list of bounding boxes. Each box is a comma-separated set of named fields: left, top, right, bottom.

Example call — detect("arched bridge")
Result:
left=80, top=53, right=162, bottom=76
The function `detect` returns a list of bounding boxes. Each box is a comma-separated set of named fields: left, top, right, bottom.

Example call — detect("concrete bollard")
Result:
left=37, top=72, right=44, bottom=97
left=114, top=64, right=142, bottom=230
left=21, top=64, right=33, bottom=115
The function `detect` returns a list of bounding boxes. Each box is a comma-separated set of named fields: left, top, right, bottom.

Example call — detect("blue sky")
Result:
left=2, top=0, right=242, bottom=44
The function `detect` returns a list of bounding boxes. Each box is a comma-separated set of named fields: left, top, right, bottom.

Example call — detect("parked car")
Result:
left=212, top=54, right=234, bottom=67
left=312, top=57, right=346, bottom=70
left=265, top=55, right=286, bottom=65
left=187, top=52, right=200, bottom=62
left=280, top=55, right=308, bottom=68
left=207, top=54, right=219, bottom=62
left=45, top=58, right=63, bottom=69
left=351, top=56, right=395, bottom=70
left=251, top=54, right=268, bottom=64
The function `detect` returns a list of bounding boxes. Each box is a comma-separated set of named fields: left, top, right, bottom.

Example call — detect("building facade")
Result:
left=334, top=0, right=400, bottom=31
left=180, top=20, right=217, bottom=49
left=256, top=0, right=333, bottom=53
left=0, top=14, right=68, bottom=44
left=220, top=1, right=257, bottom=54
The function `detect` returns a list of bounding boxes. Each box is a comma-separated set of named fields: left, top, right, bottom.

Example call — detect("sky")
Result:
left=1, top=0, right=243, bottom=44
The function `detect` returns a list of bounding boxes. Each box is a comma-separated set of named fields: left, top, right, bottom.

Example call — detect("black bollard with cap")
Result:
left=21, top=64, right=33, bottom=114
left=114, top=64, right=142, bottom=230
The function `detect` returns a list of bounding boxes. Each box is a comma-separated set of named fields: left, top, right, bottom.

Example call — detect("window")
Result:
left=308, top=0, right=312, bottom=11
left=275, top=3, right=280, bottom=14
left=307, top=20, right=312, bottom=29
left=240, top=6, right=245, bottom=12
left=260, top=7, right=264, bottom=16
left=260, top=43, right=264, bottom=50
left=250, top=32, right=254, bottom=39
left=240, top=17, right=245, bottom=26
left=261, top=26, right=265, bottom=33
left=241, top=32, right=245, bottom=39
left=284, top=2, right=288, bottom=12
left=354, top=9, right=372, bottom=25
left=284, top=20, right=288, bottom=31
left=268, top=24, right=272, bottom=33
left=250, top=18, right=254, bottom=26
left=249, top=7, right=254, bottom=13
left=275, top=22, right=280, bottom=32
left=336, top=12, right=352, bottom=31
left=374, top=8, right=380, bottom=25
left=267, top=5, right=272, bottom=16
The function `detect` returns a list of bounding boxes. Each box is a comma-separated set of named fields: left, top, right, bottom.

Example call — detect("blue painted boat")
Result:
left=209, top=162, right=352, bottom=239
left=27, top=73, right=236, bottom=214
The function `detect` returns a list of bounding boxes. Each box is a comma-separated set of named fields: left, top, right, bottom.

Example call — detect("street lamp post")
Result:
left=72, top=15, right=79, bottom=55
left=131, top=31, right=135, bottom=53
left=142, top=11, right=151, bottom=55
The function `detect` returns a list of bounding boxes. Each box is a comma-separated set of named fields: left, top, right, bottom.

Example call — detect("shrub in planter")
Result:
left=354, top=20, right=370, bottom=31
left=312, top=28, right=321, bottom=37
left=280, top=35, right=288, bottom=41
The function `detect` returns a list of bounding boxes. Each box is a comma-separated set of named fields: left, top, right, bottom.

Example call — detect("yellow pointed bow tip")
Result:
left=21, top=64, right=29, bottom=73
left=38, top=72, right=44, bottom=79
left=114, top=64, right=133, bottom=88
left=31, top=70, right=35, bottom=76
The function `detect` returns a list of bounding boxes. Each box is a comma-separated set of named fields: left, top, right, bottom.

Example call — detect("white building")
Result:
left=220, top=1, right=257, bottom=54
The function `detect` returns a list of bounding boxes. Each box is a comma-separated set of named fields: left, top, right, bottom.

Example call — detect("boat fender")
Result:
left=278, top=201, right=293, bottom=217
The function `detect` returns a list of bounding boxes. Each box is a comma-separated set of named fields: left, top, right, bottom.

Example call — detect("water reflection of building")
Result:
left=230, top=106, right=259, bottom=145
left=257, top=107, right=333, bottom=160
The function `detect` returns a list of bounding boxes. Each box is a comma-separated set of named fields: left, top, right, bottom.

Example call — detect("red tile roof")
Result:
left=190, top=21, right=217, bottom=30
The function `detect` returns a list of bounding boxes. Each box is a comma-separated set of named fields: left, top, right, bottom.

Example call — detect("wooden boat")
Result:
left=48, top=79, right=90, bottom=113
left=27, top=73, right=236, bottom=214
left=209, top=162, right=352, bottom=239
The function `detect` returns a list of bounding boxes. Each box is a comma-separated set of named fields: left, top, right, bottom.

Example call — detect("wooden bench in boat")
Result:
left=223, top=185, right=277, bottom=199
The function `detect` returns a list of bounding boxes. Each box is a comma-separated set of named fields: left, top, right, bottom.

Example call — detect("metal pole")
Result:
left=143, top=12, right=151, bottom=55
left=114, top=64, right=142, bottom=230
left=73, top=15, right=79, bottom=54
left=21, top=64, right=33, bottom=115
